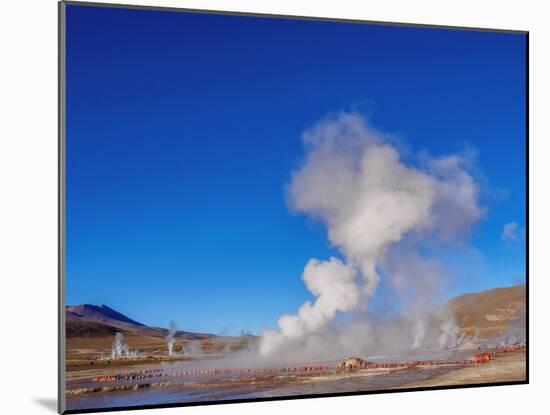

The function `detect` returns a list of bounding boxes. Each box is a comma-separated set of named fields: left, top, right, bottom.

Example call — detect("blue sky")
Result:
left=65, top=5, right=526, bottom=334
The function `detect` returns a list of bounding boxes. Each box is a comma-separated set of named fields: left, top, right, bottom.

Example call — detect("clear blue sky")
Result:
left=65, top=5, right=526, bottom=334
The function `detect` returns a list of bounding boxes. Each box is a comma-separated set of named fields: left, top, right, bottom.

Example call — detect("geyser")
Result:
left=259, top=112, right=484, bottom=359
left=111, top=332, right=130, bottom=359
left=167, top=321, right=177, bottom=356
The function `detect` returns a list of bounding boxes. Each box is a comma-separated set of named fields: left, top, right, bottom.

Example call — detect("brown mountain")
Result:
left=448, top=284, right=526, bottom=338
left=66, top=304, right=146, bottom=329
left=65, top=304, right=216, bottom=340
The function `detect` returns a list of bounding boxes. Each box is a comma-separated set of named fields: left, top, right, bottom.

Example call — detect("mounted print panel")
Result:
left=59, top=1, right=528, bottom=413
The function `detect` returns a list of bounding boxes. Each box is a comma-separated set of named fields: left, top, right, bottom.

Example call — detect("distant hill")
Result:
left=448, top=285, right=526, bottom=338
left=65, top=304, right=216, bottom=340
left=67, top=304, right=146, bottom=328
left=66, top=284, right=526, bottom=342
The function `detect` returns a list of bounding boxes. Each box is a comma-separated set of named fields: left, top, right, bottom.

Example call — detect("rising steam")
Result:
left=259, top=112, right=484, bottom=360
left=111, top=332, right=130, bottom=359
left=167, top=321, right=177, bottom=356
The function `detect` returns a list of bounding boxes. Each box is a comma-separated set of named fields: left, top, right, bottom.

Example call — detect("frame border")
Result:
left=59, top=1, right=67, bottom=413
left=62, top=0, right=528, bottom=34
left=58, top=1, right=529, bottom=414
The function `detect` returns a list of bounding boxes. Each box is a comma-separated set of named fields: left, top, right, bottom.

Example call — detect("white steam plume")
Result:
left=261, top=257, right=358, bottom=355
left=259, top=112, right=483, bottom=358
left=167, top=321, right=177, bottom=356
left=111, top=332, right=130, bottom=359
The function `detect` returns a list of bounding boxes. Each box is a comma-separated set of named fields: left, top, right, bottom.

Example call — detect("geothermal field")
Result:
left=62, top=6, right=528, bottom=411
left=65, top=285, right=526, bottom=411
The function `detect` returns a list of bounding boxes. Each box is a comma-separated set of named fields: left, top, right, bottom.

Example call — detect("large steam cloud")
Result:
left=261, top=257, right=359, bottom=355
left=259, top=112, right=484, bottom=360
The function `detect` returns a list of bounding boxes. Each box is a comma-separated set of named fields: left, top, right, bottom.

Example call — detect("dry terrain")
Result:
left=448, top=285, right=526, bottom=339
left=402, top=350, right=526, bottom=387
